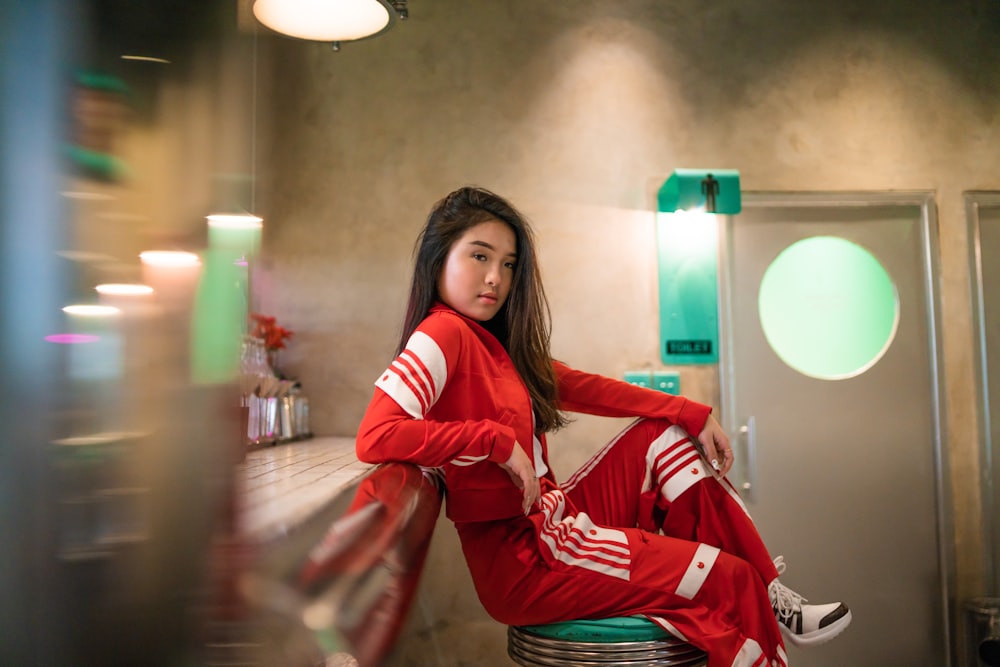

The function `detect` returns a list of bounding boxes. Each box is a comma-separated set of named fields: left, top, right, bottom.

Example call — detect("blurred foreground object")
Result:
left=1, top=0, right=244, bottom=663
left=241, top=462, right=443, bottom=666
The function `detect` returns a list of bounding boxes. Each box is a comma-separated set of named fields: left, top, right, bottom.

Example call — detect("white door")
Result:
left=719, top=192, right=950, bottom=666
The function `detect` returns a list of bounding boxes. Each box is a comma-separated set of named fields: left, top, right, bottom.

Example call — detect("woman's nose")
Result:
left=486, top=264, right=501, bottom=287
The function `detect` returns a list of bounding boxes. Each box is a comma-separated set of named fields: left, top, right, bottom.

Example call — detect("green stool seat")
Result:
left=508, top=616, right=706, bottom=666
left=518, top=616, right=673, bottom=643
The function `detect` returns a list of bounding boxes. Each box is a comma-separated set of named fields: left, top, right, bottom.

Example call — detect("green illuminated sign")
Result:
left=657, top=211, right=720, bottom=365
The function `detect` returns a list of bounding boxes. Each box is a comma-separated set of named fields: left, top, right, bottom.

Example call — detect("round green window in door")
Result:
left=758, top=236, right=898, bottom=380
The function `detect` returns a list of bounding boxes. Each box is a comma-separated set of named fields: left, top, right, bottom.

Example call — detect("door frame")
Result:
left=716, top=190, right=953, bottom=664
left=967, top=191, right=1000, bottom=597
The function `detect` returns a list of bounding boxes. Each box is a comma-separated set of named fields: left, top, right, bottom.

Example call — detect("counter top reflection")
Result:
left=237, top=436, right=372, bottom=543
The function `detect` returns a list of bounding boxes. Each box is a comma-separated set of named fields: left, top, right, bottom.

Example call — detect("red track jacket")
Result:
left=357, top=304, right=712, bottom=523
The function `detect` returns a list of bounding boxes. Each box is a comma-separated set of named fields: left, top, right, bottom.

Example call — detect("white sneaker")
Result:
left=768, top=556, right=852, bottom=647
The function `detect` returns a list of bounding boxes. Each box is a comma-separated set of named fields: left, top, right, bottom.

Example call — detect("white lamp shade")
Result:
left=253, top=0, right=392, bottom=42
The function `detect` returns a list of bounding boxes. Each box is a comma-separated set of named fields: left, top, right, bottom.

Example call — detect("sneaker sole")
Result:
left=780, top=609, right=853, bottom=648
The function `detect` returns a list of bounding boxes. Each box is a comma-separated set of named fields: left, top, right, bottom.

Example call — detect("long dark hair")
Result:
left=398, top=186, right=568, bottom=433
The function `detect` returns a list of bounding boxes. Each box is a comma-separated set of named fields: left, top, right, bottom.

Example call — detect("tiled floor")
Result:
left=237, top=436, right=372, bottom=543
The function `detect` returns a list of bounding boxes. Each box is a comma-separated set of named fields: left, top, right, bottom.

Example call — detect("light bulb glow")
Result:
left=46, top=333, right=101, bottom=344
left=96, top=283, right=155, bottom=296
left=253, top=0, right=391, bottom=42
left=206, top=213, right=263, bottom=229
left=139, top=250, right=201, bottom=267
left=656, top=210, right=718, bottom=255
left=63, top=304, right=121, bottom=316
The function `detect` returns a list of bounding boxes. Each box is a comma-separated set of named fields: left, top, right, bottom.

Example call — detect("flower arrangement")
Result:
left=250, top=313, right=294, bottom=352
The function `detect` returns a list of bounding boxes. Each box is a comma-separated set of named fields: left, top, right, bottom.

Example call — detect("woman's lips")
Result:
left=478, top=293, right=498, bottom=304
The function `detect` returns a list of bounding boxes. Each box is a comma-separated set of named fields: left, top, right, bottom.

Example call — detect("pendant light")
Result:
left=252, top=0, right=404, bottom=49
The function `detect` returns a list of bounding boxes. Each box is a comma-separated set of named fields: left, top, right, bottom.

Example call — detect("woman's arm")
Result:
left=356, top=388, right=516, bottom=468
left=554, top=361, right=712, bottom=435
left=554, top=361, right=733, bottom=474
left=355, top=312, right=518, bottom=469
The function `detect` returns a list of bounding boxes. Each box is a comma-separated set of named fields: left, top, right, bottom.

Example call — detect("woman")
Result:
left=356, top=186, right=850, bottom=667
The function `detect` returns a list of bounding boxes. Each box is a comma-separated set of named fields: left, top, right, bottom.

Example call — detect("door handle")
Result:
left=739, top=416, right=757, bottom=503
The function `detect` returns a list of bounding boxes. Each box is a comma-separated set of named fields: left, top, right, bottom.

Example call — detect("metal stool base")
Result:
left=507, top=624, right=707, bottom=667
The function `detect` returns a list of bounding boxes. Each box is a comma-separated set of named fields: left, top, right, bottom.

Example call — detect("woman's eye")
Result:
left=472, top=253, right=487, bottom=261
left=504, top=261, right=516, bottom=270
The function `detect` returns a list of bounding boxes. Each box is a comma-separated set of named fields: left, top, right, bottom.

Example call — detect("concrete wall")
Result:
left=252, top=1, right=1000, bottom=663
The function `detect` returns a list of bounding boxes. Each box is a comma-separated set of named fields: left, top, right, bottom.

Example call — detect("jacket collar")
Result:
left=430, top=302, right=506, bottom=351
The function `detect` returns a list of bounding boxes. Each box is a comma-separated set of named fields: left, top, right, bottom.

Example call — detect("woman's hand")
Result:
left=698, top=414, right=734, bottom=477
left=500, top=443, right=540, bottom=514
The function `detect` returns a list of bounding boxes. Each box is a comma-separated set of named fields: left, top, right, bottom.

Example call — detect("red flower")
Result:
left=250, top=313, right=294, bottom=352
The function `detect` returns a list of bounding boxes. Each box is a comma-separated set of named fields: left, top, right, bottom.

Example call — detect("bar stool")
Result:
left=508, top=616, right=707, bottom=666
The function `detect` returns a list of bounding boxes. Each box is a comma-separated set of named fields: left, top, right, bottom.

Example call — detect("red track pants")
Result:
left=456, top=418, right=788, bottom=667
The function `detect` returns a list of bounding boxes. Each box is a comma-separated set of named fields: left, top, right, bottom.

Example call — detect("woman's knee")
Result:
left=626, top=418, right=693, bottom=447
left=710, top=551, right=768, bottom=600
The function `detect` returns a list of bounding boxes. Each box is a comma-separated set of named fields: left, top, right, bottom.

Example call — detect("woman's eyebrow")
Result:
left=469, top=239, right=517, bottom=257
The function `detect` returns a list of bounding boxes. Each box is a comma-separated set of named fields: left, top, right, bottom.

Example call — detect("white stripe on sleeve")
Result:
left=374, top=331, right=447, bottom=418
left=450, top=454, right=490, bottom=466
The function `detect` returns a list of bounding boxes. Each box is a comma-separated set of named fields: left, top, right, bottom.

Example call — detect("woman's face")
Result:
left=437, top=219, right=517, bottom=322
